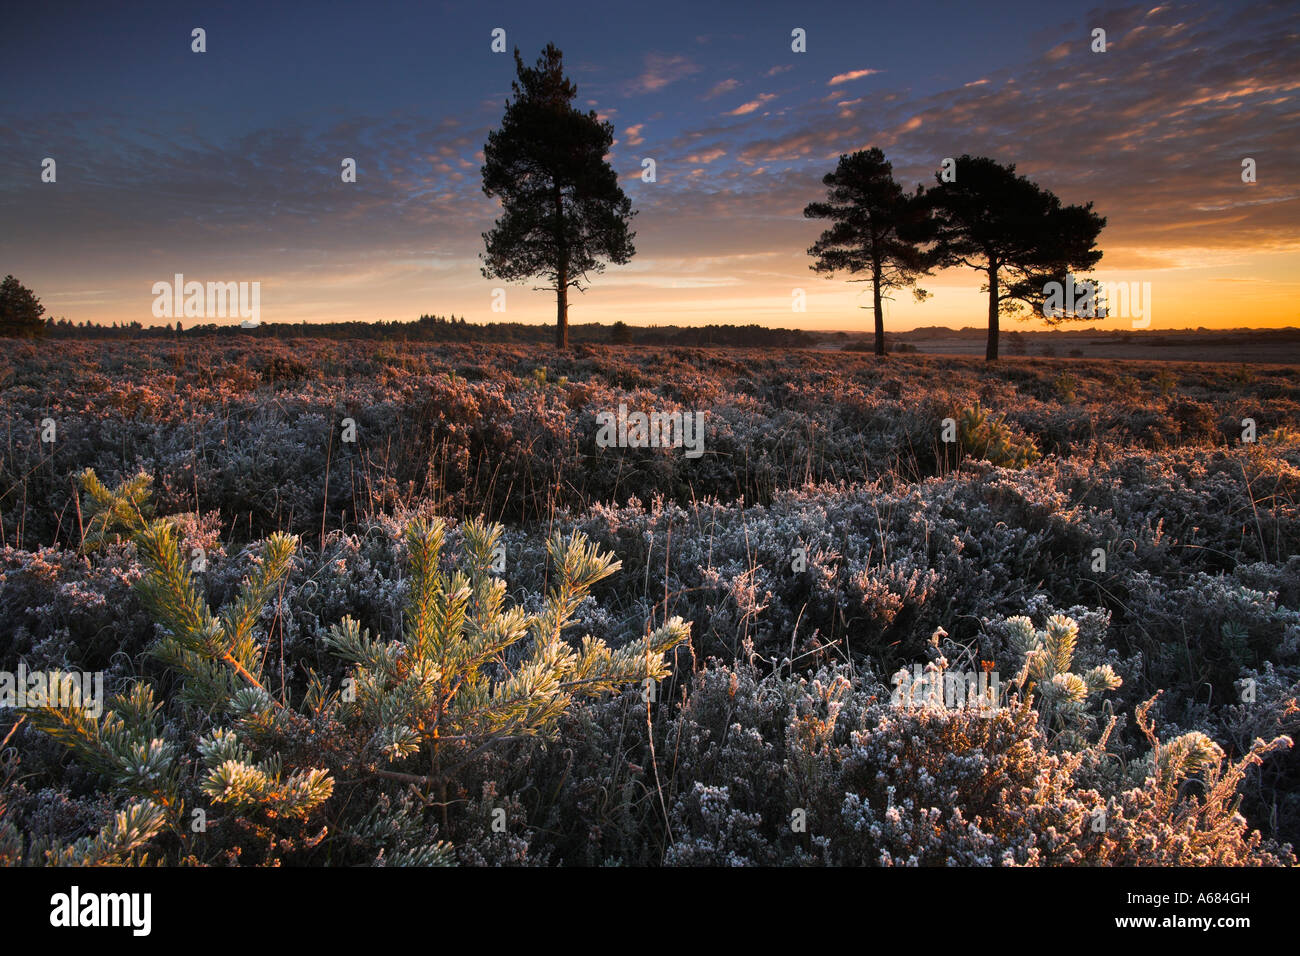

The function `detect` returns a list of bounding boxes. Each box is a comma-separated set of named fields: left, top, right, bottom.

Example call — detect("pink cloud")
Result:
left=727, top=94, right=777, bottom=116
left=828, top=69, right=880, bottom=86
left=704, top=79, right=741, bottom=99
left=686, top=148, right=727, bottom=164
left=631, top=53, right=699, bottom=93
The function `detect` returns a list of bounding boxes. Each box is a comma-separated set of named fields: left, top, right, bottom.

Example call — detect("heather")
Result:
left=1, top=340, right=1297, bottom=865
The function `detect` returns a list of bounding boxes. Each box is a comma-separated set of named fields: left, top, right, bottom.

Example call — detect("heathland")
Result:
left=1, top=339, right=1297, bottom=865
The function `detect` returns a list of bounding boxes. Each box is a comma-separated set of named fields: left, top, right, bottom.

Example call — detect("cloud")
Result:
left=726, top=94, right=777, bottom=116
left=735, top=126, right=843, bottom=164
left=853, top=2, right=1300, bottom=258
left=704, top=78, right=741, bottom=99
left=630, top=53, right=699, bottom=93
left=835, top=96, right=865, bottom=118
left=828, top=69, right=880, bottom=86
left=685, top=148, right=727, bottom=164
left=624, top=123, right=645, bottom=146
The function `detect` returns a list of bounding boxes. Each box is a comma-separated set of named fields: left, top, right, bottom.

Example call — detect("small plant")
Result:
left=1124, top=693, right=1294, bottom=864
left=1114, top=372, right=1141, bottom=401
left=1004, top=613, right=1121, bottom=744
left=29, top=471, right=335, bottom=864
left=957, top=403, right=1040, bottom=468
left=0, top=791, right=168, bottom=866
left=78, top=468, right=154, bottom=552
left=1229, top=365, right=1256, bottom=386
left=1153, top=368, right=1177, bottom=397
left=22, top=470, right=687, bottom=864
left=324, top=516, right=689, bottom=818
left=1263, top=425, right=1300, bottom=447
left=1053, top=372, right=1079, bottom=403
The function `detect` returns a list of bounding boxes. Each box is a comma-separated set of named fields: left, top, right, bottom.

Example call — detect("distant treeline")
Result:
left=35, top=315, right=1298, bottom=348
left=38, top=314, right=816, bottom=348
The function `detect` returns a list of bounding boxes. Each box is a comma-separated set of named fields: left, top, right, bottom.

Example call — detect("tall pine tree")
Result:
left=804, top=150, right=934, bottom=356
left=481, top=44, right=636, bottom=349
left=925, top=156, right=1105, bottom=361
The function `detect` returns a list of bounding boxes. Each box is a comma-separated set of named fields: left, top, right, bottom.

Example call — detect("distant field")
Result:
left=905, top=336, right=1300, bottom=363
left=829, top=328, right=1300, bottom=364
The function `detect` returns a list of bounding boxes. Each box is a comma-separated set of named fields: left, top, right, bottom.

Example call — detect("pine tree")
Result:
left=956, top=403, right=1040, bottom=468
left=804, top=149, right=934, bottom=356
left=924, top=156, right=1105, bottom=360
left=1005, top=613, right=1121, bottom=745
left=0, top=274, right=46, bottom=338
left=22, top=470, right=686, bottom=863
left=325, top=515, right=689, bottom=823
left=29, top=471, right=334, bottom=863
left=480, top=44, right=636, bottom=349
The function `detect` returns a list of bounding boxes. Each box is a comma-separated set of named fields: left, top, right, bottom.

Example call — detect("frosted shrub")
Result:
left=1004, top=614, right=1122, bottom=746
left=6, top=471, right=685, bottom=865
left=2, top=344, right=1297, bottom=863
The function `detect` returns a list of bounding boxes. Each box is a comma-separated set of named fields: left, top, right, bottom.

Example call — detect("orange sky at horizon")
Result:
left=38, top=243, right=1299, bottom=333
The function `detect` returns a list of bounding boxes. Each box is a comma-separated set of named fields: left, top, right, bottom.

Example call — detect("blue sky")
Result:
left=2, top=0, right=1296, bottom=329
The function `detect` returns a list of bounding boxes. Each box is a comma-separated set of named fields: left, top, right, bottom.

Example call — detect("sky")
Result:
left=1, top=0, right=1296, bottom=332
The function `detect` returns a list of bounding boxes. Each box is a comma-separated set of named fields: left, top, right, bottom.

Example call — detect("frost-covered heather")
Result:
left=1, top=339, right=1297, bottom=865
left=2, top=340, right=1296, bottom=545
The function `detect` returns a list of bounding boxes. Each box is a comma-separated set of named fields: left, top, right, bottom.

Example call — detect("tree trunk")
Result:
left=554, top=184, right=569, bottom=350
left=986, top=261, right=999, bottom=361
left=555, top=278, right=568, bottom=349
left=872, top=260, right=886, bottom=356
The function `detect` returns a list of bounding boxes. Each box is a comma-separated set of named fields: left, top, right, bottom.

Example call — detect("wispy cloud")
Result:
left=686, top=148, right=727, bottom=164
left=704, top=78, right=741, bottom=99
left=726, top=94, right=777, bottom=116
left=630, top=53, right=699, bottom=93
left=828, top=69, right=880, bottom=86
